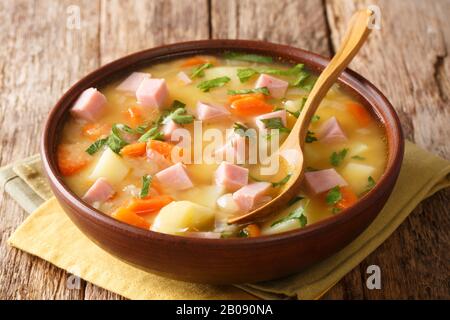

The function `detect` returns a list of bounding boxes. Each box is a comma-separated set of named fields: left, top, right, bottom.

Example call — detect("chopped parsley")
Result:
left=170, top=100, right=186, bottom=109
left=237, top=228, right=249, bottom=238
left=197, top=76, right=231, bottom=92
left=139, top=175, right=153, bottom=198
left=271, top=174, right=292, bottom=188
left=85, top=138, right=108, bottom=155
left=260, top=63, right=305, bottom=77
left=365, top=176, right=376, bottom=193
left=311, top=114, right=320, bottom=123
left=237, top=68, right=259, bottom=83
left=288, top=196, right=304, bottom=206
left=165, top=107, right=194, bottom=124
left=271, top=207, right=307, bottom=228
left=330, top=148, right=349, bottom=166
left=260, top=117, right=291, bottom=133
left=138, top=126, right=164, bottom=142
left=227, top=87, right=270, bottom=96
left=191, top=62, right=213, bottom=78
left=224, top=51, right=273, bottom=64
left=305, top=130, right=317, bottom=143
left=233, top=122, right=255, bottom=138
left=351, top=155, right=366, bottom=160
left=106, top=124, right=130, bottom=153
left=325, top=186, right=342, bottom=205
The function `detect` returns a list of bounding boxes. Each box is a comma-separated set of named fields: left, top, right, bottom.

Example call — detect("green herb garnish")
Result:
left=271, top=174, right=292, bottom=188
left=191, top=63, right=213, bottom=78
left=311, top=115, right=320, bottom=123
left=364, top=176, right=376, bottom=193
left=331, top=207, right=342, bottom=214
left=305, top=130, right=317, bottom=143
left=237, top=229, right=249, bottom=238
left=232, top=122, right=255, bottom=138
left=260, top=63, right=305, bottom=77
left=165, top=107, right=194, bottom=125
left=106, top=124, right=130, bottom=153
left=227, top=87, right=270, bottom=96
left=351, top=155, right=366, bottom=160
left=138, top=126, right=164, bottom=142
left=85, top=138, right=108, bottom=155
left=197, top=76, right=231, bottom=92
left=260, top=117, right=291, bottom=133
left=330, top=148, right=349, bottom=166
left=139, top=175, right=153, bottom=198
left=237, top=68, right=259, bottom=83
left=325, top=186, right=342, bottom=205
left=288, top=196, right=304, bottom=206
left=271, top=207, right=307, bottom=228
left=170, top=100, right=187, bottom=109
left=224, top=52, right=273, bottom=63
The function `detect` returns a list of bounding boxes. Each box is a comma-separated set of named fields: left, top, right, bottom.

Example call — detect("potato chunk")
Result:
left=89, top=148, right=130, bottom=184
left=341, top=162, right=375, bottom=194
left=177, top=185, right=225, bottom=209
left=151, top=201, right=215, bottom=235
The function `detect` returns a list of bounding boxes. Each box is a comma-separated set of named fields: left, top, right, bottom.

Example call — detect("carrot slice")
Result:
left=230, top=97, right=273, bottom=116
left=147, top=140, right=174, bottom=158
left=228, top=93, right=266, bottom=103
left=336, top=186, right=358, bottom=210
left=181, top=56, right=208, bottom=67
left=57, top=144, right=90, bottom=176
left=346, top=102, right=371, bottom=127
left=82, top=123, right=110, bottom=140
left=243, top=224, right=261, bottom=237
left=120, top=142, right=147, bottom=157
left=122, top=106, right=142, bottom=127
left=127, top=195, right=174, bottom=216
left=112, top=207, right=150, bottom=229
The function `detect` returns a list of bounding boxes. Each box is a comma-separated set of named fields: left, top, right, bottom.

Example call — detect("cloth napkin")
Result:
left=1, top=141, right=449, bottom=299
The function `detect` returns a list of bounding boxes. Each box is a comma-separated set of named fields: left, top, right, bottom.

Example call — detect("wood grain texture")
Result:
left=0, top=0, right=448, bottom=299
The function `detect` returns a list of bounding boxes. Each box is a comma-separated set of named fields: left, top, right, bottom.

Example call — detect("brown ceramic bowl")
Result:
left=41, top=40, right=404, bottom=284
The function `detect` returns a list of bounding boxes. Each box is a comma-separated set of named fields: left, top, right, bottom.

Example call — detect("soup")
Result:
left=57, top=52, right=387, bottom=238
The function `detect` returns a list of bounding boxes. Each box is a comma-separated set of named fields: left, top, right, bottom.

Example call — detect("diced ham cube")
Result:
left=214, top=134, right=246, bottom=164
left=196, top=102, right=230, bottom=121
left=147, top=149, right=172, bottom=170
left=304, top=168, right=348, bottom=195
left=155, top=162, right=193, bottom=191
left=70, top=88, right=107, bottom=122
left=214, top=162, right=249, bottom=192
left=317, top=117, right=348, bottom=144
left=176, top=71, right=192, bottom=85
left=136, top=78, right=168, bottom=109
left=116, top=72, right=150, bottom=94
left=233, top=182, right=272, bottom=212
left=82, top=178, right=115, bottom=205
left=255, top=109, right=287, bottom=131
left=162, top=119, right=182, bottom=141
left=255, top=74, right=288, bottom=99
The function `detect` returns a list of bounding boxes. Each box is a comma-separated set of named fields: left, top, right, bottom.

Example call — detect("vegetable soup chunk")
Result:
left=58, top=53, right=387, bottom=238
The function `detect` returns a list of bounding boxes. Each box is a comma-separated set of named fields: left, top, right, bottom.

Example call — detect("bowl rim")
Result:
left=41, top=39, right=404, bottom=247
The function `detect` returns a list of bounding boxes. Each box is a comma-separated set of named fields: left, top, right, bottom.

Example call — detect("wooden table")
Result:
left=0, top=0, right=448, bottom=300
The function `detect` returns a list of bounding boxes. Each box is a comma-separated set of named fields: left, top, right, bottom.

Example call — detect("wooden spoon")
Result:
left=229, top=9, right=374, bottom=225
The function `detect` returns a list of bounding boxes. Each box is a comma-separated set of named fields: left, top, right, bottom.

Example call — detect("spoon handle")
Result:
left=292, top=9, right=374, bottom=146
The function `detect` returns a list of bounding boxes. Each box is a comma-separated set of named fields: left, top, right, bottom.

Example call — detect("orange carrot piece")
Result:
left=181, top=56, right=208, bottom=67
left=346, top=102, right=371, bottom=127
left=228, top=93, right=266, bottom=103
left=127, top=195, right=174, bottom=216
left=243, top=224, right=261, bottom=237
left=230, top=97, right=273, bottom=116
left=57, top=144, right=90, bottom=176
left=82, top=123, right=110, bottom=140
left=336, top=186, right=358, bottom=210
left=147, top=140, right=174, bottom=158
left=112, top=207, right=150, bottom=229
left=122, top=106, right=143, bottom=126
left=120, top=142, right=147, bottom=157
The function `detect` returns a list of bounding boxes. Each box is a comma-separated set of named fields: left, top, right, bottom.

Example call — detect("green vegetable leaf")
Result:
left=288, top=196, right=304, bottom=206
left=237, top=229, right=249, bottom=238
left=331, top=207, right=342, bottom=214
left=106, top=124, right=130, bottom=153
left=224, top=52, right=273, bottom=63
left=139, top=175, right=153, bottom=198
left=260, top=117, right=291, bottom=133
left=330, top=148, right=349, bottom=166
left=115, top=123, right=135, bottom=134
left=271, top=207, right=307, bottom=228
left=325, top=186, right=342, bottom=205
left=197, top=76, right=231, bottom=92
left=236, top=68, right=259, bottom=83
left=166, top=107, right=194, bottom=125
left=170, top=100, right=187, bottom=109
left=227, top=87, right=270, bottom=96
left=191, top=62, right=213, bottom=78
left=260, top=63, right=305, bottom=77
left=232, top=122, right=255, bottom=138
left=365, top=176, right=376, bottom=192
left=272, top=174, right=292, bottom=188
left=311, top=115, right=320, bottom=123
left=85, top=138, right=108, bottom=155
left=351, top=155, right=366, bottom=160
left=138, top=126, right=164, bottom=142
left=305, top=130, right=317, bottom=143
left=291, top=71, right=310, bottom=87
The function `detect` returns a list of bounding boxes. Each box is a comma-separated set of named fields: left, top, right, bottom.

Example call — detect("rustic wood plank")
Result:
left=0, top=0, right=101, bottom=300
left=322, top=0, right=450, bottom=299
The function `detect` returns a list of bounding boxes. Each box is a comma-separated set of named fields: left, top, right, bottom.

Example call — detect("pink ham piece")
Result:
left=317, top=117, right=348, bottom=144
left=70, top=88, right=107, bottom=122
left=255, top=74, right=289, bottom=99
left=255, top=109, right=287, bottom=131
left=196, top=102, right=230, bottom=121
left=214, top=134, right=246, bottom=164
left=147, top=149, right=172, bottom=170
left=233, top=182, right=272, bottom=212
left=304, top=168, right=348, bottom=195
left=136, top=78, right=168, bottom=109
left=162, top=119, right=182, bottom=141
left=155, top=162, right=193, bottom=191
left=214, top=162, right=249, bottom=192
left=176, top=71, right=192, bottom=85
left=82, top=178, right=115, bottom=205
left=116, top=72, right=150, bottom=94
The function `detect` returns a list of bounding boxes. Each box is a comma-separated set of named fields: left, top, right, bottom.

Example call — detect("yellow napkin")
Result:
left=4, top=141, right=450, bottom=299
